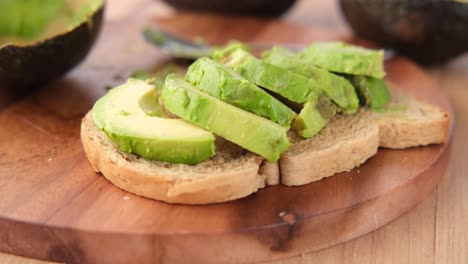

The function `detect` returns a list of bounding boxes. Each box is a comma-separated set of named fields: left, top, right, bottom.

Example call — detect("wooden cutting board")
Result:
left=0, top=7, right=453, bottom=264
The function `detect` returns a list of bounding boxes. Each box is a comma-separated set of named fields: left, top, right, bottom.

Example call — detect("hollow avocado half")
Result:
left=0, top=0, right=105, bottom=88
left=92, top=78, right=216, bottom=165
left=340, top=0, right=468, bottom=65
left=162, top=0, right=297, bottom=17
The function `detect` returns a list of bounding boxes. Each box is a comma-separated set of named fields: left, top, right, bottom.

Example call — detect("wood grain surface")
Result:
left=0, top=0, right=466, bottom=263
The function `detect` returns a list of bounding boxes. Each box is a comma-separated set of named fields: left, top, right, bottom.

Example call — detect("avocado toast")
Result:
left=81, top=41, right=450, bottom=204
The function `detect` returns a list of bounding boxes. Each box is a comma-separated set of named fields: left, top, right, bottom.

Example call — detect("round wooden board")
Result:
left=0, top=9, right=453, bottom=264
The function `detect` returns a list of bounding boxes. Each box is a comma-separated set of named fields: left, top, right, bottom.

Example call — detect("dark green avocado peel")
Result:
left=0, top=0, right=105, bottom=89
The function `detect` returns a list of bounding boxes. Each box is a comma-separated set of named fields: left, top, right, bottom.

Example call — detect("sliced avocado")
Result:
left=92, top=79, right=215, bottom=165
left=292, top=97, right=326, bottom=138
left=217, top=48, right=315, bottom=103
left=262, top=46, right=359, bottom=114
left=292, top=94, right=338, bottom=138
left=185, top=57, right=296, bottom=127
left=130, top=63, right=187, bottom=95
left=162, top=74, right=290, bottom=162
left=346, top=75, right=391, bottom=111
left=298, top=42, right=385, bottom=79
left=212, top=41, right=250, bottom=61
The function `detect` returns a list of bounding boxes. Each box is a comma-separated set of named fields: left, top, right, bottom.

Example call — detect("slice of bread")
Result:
left=279, top=110, right=379, bottom=186
left=279, top=88, right=450, bottom=186
left=372, top=89, right=450, bottom=149
left=81, top=87, right=450, bottom=203
left=81, top=112, right=267, bottom=204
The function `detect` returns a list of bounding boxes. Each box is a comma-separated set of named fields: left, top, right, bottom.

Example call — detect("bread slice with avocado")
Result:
left=81, top=41, right=450, bottom=204
left=81, top=112, right=268, bottom=204
left=81, top=85, right=449, bottom=200
left=279, top=87, right=450, bottom=186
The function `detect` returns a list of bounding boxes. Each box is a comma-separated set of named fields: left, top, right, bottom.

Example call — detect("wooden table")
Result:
left=1, top=0, right=467, bottom=263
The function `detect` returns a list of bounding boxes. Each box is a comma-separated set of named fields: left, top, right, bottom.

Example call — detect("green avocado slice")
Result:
left=298, top=42, right=385, bottom=79
left=262, top=46, right=359, bottom=114
left=217, top=48, right=315, bottom=103
left=185, top=57, right=296, bottom=127
left=92, top=79, right=215, bottom=165
left=292, top=94, right=338, bottom=138
left=212, top=41, right=250, bottom=61
left=346, top=75, right=391, bottom=111
left=162, top=74, right=290, bottom=162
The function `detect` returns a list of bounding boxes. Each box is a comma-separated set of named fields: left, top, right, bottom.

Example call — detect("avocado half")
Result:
left=163, top=0, right=296, bottom=17
left=0, top=0, right=105, bottom=89
left=340, top=0, right=468, bottom=65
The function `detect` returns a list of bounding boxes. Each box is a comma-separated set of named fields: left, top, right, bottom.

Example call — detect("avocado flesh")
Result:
left=218, top=48, right=314, bottom=103
left=92, top=79, right=215, bottom=165
left=0, top=0, right=103, bottom=46
left=346, top=75, right=390, bottom=111
left=298, top=42, right=385, bottom=79
left=212, top=41, right=250, bottom=61
left=262, top=46, right=359, bottom=114
left=162, top=74, right=290, bottom=162
left=293, top=97, right=326, bottom=138
left=293, top=94, right=338, bottom=138
left=185, top=57, right=296, bottom=127
left=218, top=48, right=336, bottom=139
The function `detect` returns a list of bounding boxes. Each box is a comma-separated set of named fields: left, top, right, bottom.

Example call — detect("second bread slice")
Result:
left=279, top=87, right=450, bottom=186
left=279, top=110, right=379, bottom=186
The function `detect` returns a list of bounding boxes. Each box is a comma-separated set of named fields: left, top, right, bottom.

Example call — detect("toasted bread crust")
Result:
left=81, top=112, right=265, bottom=204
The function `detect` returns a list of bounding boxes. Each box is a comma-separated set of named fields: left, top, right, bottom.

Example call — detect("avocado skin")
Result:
left=340, top=0, right=468, bottom=65
left=262, top=46, right=359, bottom=114
left=185, top=58, right=296, bottom=127
left=0, top=6, right=104, bottom=90
left=163, top=0, right=296, bottom=17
